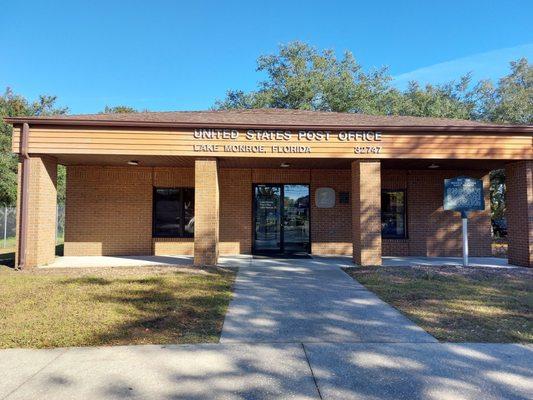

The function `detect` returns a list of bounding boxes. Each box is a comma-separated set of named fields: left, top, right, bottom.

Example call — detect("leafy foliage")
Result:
left=216, top=43, right=532, bottom=223
left=102, top=105, right=138, bottom=114
left=216, top=42, right=400, bottom=113
left=1, top=43, right=531, bottom=223
left=216, top=42, right=532, bottom=126
left=0, top=88, right=68, bottom=206
left=216, top=42, right=481, bottom=120
left=490, top=169, right=506, bottom=221
left=475, top=58, right=533, bottom=124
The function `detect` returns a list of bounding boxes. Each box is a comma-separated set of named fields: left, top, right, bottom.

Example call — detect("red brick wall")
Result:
left=16, top=156, right=58, bottom=267
left=65, top=166, right=153, bottom=256
left=382, top=169, right=491, bottom=257
left=194, top=159, right=219, bottom=266
left=506, top=161, right=533, bottom=267
left=65, top=166, right=253, bottom=257
left=352, top=161, right=382, bottom=265
left=408, top=170, right=492, bottom=257
left=252, top=169, right=311, bottom=183
left=219, top=169, right=253, bottom=254
left=310, top=170, right=352, bottom=255
left=65, top=165, right=493, bottom=259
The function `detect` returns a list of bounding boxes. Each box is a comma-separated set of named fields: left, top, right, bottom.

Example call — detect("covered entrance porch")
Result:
left=13, top=153, right=533, bottom=268
left=7, top=109, right=532, bottom=269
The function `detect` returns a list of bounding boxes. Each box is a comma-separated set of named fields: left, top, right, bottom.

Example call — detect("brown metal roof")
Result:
left=5, top=108, right=533, bottom=133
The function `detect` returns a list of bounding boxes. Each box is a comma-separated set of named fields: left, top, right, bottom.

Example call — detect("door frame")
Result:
left=252, top=183, right=311, bottom=255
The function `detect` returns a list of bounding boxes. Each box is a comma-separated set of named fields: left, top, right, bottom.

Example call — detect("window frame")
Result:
left=152, top=187, right=194, bottom=238
left=381, top=189, right=408, bottom=239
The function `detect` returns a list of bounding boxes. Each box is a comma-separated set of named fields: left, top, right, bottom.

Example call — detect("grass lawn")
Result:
left=0, top=265, right=235, bottom=349
left=0, top=237, right=16, bottom=251
left=344, top=265, right=532, bottom=343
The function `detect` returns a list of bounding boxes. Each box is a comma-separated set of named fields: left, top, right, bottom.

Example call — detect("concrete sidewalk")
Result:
left=1, top=343, right=531, bottom=399
left=5, top=257, right=531, bottom=399
left=221, top=257, right=436, bottom=343
left=41, top=255, right=518, bottom=270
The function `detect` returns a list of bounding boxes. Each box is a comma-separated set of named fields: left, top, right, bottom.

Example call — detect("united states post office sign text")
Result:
left=191, top=128, right=383, bottom=155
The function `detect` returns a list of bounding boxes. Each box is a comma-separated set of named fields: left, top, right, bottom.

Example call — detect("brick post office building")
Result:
left=6, top=109, right=533, bottom=268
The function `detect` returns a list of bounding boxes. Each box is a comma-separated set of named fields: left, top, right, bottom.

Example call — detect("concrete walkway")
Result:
left=42, top=255, right=517, bottom=269
left=41, top=255, right=252, bottom=269
left=383, top=256, right=519, bottom=268
left=221, top=257, right=437, bottom=343
left=4, top=257, right=531, bottom=399
left=1, top=343, right=531, bottom=399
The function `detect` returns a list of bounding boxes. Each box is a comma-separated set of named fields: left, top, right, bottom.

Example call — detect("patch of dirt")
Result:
left=0, top=265, right=233, bottom=277
left=345, top=264, right=533, bottom=281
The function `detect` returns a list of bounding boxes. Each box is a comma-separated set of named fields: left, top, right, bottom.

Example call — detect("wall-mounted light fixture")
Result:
left=127, top=160, right=140, bottom=166
left=428, top=163, right=440, bottom=169
left=280, top=162, right=291, bottom=168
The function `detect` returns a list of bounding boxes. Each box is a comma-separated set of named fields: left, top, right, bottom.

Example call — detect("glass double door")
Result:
left=253, top=184, right=310, bottom=254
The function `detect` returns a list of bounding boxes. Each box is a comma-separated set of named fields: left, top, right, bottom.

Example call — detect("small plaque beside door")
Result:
left=315, top=187, right=335, bottom=208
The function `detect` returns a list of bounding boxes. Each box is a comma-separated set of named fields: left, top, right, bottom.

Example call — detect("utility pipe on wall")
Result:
left=17, top=123, right=30, bottom=270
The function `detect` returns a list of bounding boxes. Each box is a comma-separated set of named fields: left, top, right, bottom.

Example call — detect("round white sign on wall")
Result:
left=315, top=187, right=335, bottom=208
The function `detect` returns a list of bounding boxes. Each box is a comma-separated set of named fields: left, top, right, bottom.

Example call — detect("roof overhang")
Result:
left=4, top=116, right=533, bottom=134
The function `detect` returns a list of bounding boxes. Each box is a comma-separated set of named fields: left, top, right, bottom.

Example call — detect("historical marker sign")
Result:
left=444, top=177, right=484, bottom=213
left=443, top=176, right=485, bottom=267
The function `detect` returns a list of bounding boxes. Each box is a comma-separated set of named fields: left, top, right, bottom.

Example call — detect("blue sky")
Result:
left=1, top=1, right=532, bottom=114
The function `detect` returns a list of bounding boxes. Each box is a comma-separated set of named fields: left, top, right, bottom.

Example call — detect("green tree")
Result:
left=476, top=59, right=531, bottom=224
left=216, top=42, right=532, bottom=125
left=102, top=105, right=137, bottom=114
left=490, top=169, right=506, bottom=221
left=0, top=88, right=68, bottom=206
left=392, top=76, right=476, bottom=119
left=216, top=43, right=531, bottom=228
left=215, top=42, right=481, bottom=120
left=215, top=42, right=399, bottom=114
left=475, top=58, right=532, bottom=124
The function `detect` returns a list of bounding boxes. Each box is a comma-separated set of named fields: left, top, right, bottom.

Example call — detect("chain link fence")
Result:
left=1, top=206, right=16, bottom=249
left=1, top=205, right=65, bottom=249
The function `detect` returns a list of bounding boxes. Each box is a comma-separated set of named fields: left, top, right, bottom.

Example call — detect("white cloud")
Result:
left=393, top=43, right=533, bottom=89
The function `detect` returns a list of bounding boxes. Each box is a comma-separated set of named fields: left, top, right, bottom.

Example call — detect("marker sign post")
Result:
left=444, top=177, right=485, bottom=266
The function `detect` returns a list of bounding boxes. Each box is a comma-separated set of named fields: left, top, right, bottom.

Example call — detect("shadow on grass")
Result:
left=57, top=271, right=234, bottom=346
left=60, top=276, right=112, bottom=285
left=346, top=265, right=533, bottom=342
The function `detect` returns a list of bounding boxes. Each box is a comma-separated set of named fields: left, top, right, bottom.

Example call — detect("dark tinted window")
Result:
left=153, top=188, right=194, bottom=237
left=381, top=190, right=406, bottom=239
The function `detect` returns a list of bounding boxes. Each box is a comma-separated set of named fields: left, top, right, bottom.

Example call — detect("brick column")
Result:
left=16, top=156, right=58, bottom=268
left=352, top=160, right=382, bottom=265
left=506, top=161, right=532, bottom=267
left=194, top=158, right=219, bottom=266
